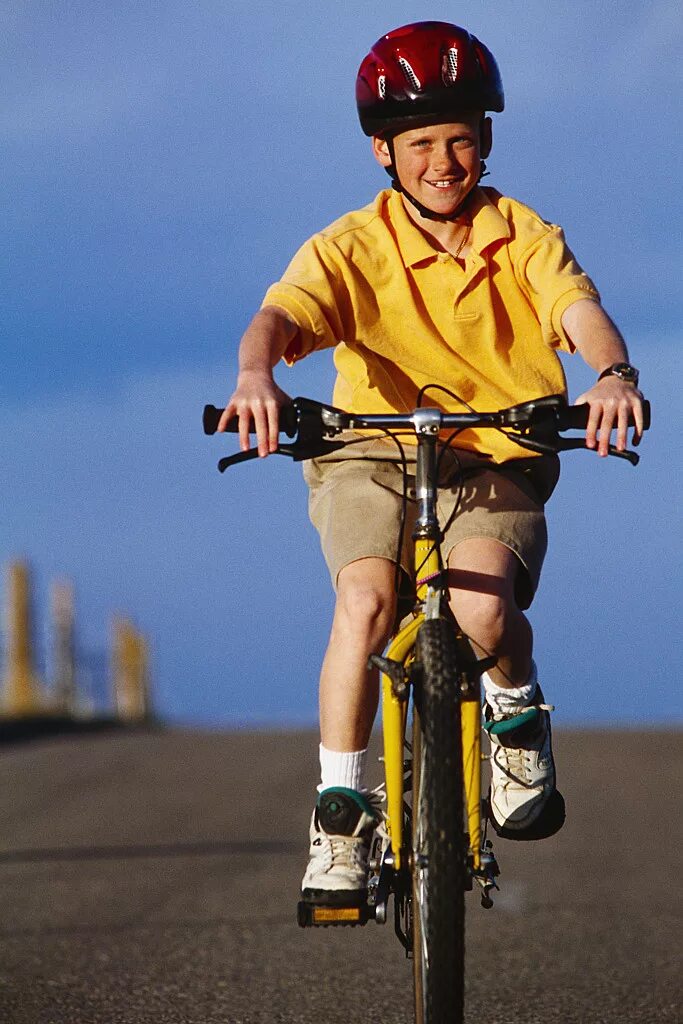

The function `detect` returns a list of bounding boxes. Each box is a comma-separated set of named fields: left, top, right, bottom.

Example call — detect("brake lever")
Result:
left=601, top=445, right=640, bottom=466
left=217, top=438, right=347, bottom=472
left=508, top=435, right=560, bottom=457
left=284, top=439, right=347, bottom=462
left=552, top=437, right=640, bottom=465
left=511, top=433, right=640, bottom=466
left=218, top=449, right=262, bottom=472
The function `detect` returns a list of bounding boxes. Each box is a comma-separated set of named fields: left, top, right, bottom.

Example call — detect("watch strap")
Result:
left=598, top=362, right=639, bottom=386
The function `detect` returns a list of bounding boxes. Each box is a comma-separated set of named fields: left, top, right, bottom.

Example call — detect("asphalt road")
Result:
left=0, top=727, right=680, bottom=1024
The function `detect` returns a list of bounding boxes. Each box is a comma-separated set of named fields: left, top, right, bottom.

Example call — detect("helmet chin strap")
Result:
left=385, top=137, right=488, bottom=222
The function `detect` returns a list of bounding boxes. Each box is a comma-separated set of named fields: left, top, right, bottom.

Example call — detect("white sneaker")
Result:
left=301, top=788, right=379, bottom=905
left=485, top=686, right=564, bottom=837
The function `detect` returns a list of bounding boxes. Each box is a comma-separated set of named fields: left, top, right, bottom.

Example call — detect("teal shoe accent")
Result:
left=484, top=706, right=539, bottom=736
left=318, top=786, right=374, bottom=817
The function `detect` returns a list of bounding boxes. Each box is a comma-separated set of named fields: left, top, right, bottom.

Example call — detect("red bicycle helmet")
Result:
left=356, top=21, right=504, bottom=137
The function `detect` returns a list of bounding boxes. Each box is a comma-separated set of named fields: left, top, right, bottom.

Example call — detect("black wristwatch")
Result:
left=598, top=362, right=640, bottom=387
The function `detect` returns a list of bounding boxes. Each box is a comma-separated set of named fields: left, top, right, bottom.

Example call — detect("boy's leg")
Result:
left=448, top=537, right=532, bottom=688
left=319, top=556, right=397, bottom=752
left=448, top=537, right=563, bottom=837
left=302, top=556, right=396, bottom=904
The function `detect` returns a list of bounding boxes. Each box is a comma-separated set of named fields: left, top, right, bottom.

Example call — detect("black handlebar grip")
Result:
left=203, top=405, right=227, bottom=435
left=564, top=400, right=650, bottom=431
left=202, top=403, right=299, bottom=437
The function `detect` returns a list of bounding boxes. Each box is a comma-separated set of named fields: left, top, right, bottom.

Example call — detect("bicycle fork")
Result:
left=380, top=584, right=500, bottom=906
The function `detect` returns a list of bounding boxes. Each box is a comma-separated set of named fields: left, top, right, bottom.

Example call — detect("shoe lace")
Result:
left=367, top=781, right=386, bottom=810
left=367, top=782, right=390, bottom=846
left=487, top=703, right=554, bottom=785
left=314, top=785, right=388, bottom=871
left=326, top=835, right=366, bottom=869
left=494, top=743, right=529, bottom=782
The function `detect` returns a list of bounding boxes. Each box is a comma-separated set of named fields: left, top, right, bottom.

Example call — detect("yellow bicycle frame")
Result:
left=380, top=538, right=482, bottom=873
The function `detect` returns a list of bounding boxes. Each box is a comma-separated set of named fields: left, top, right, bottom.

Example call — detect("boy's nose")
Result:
left=431, top=147, right=459, bottom=172
left=431, top=153, right=462, bottom=177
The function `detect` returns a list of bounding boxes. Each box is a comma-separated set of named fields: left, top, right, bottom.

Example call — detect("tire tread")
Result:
left=412, top=618, right=466, bottom=1023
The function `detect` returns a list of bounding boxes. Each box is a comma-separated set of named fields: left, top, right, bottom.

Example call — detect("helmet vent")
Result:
left=444, top=47, right=459, bottom=84
left=377, top=74, right=386, bottom=99
left=398, top=57, right=421, bottom=92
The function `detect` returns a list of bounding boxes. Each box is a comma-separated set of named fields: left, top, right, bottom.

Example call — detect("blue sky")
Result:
left=1, top=2, right=681, bottom=726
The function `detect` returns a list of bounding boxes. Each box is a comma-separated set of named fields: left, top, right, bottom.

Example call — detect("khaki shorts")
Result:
left=302, top=434, right=560, bottom=611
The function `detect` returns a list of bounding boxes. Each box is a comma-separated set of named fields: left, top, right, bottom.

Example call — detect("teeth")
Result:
left=429, top=180, right=456, bottom=188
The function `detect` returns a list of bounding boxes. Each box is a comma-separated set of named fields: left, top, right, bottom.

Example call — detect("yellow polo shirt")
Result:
left=262, top=187, right=599, bottom=462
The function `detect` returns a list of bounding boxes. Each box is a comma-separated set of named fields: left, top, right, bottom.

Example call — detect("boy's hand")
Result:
left=574, top=377, right=645, bottom=457
left=217, top=307, right=298, bottom=456
left=218, top=371, right=291, bottom=458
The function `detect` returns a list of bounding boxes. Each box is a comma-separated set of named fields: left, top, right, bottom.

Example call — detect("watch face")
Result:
left=613, top=363, right=638, bottom=382
left=599, top=362, right=640, bottom=385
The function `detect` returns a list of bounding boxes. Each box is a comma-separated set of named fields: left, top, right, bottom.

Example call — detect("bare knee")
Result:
left=334, top=566, right=396, bottom=646
left=450, top=591, right=511, bottom=651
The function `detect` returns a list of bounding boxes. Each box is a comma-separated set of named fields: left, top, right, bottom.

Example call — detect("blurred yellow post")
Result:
left=52, top=581, right=77, bottom=716
left=112, top=616, right=151, bottom=723
left=2, top=561, right=44, bottom=717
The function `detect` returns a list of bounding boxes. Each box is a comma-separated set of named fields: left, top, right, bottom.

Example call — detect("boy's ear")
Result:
left=480, top=116, right=493, bottom=160
left=372, top=135, right=393, bottom=168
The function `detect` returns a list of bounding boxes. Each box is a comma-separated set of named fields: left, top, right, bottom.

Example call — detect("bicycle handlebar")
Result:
left=203, top=403, right=300, bottom=438
left=203, top=394, right=650, bottom=471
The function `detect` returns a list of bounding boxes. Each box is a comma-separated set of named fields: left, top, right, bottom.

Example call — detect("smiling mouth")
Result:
left=425, top=179, right=460, bottom=190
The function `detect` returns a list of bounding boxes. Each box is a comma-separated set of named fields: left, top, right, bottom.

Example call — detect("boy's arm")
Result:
left=561, top=298, right=645, bottom=457
left=218, top=306, right=299, bottom=457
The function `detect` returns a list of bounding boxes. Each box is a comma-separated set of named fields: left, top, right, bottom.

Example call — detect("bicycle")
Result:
left=203, top=392, right=649, bottom=1024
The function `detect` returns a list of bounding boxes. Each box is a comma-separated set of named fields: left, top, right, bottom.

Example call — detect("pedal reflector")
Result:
left=312, top=906, right=361, bottom=924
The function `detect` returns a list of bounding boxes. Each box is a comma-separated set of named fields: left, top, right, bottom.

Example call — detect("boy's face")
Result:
left=372, top=114, right=492, bottom=218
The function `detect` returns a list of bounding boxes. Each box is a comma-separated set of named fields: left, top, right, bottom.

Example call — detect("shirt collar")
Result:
left=388, top=187, right=511, bottom=268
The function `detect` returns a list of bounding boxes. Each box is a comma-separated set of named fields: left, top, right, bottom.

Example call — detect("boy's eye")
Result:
left=409, top=135, right=473, bottom=149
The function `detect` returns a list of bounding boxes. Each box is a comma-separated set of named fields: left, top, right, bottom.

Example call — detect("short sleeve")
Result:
left=517, top=225, right=600, bottom=353
left=261, top=236, right=346, bottom=365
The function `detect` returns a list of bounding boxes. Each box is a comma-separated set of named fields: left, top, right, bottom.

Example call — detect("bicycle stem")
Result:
left=413, top=431, right=441, bottom=543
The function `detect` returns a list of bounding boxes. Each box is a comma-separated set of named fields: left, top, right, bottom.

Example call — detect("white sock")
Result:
left=318, top=744, right=368, bottom=794
left=482, top=660, right=538, bottom=716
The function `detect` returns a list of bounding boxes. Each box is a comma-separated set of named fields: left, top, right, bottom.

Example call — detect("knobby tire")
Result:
left=411, top=617, right=466, bottom=1024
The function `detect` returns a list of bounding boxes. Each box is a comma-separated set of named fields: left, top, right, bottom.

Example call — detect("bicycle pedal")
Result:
left=297, top=900, right=372, bottom=928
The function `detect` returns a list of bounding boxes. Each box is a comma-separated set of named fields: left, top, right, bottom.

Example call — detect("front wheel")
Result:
left=411, top=618, right=466, bottom=1024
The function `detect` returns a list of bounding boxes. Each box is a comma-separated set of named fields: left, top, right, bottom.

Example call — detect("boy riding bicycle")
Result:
left=218, top=22, right=645, bottom=906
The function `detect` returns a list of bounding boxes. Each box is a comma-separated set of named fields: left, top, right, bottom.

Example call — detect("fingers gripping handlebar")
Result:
left=500, top=395, right=650, bottom=465
left=502, top=395, right=651, bottom=433
left=203, top=399, right=349, bottom=470
left=203, top=394, right=650, bottom=471
left=203, top=404, right=299, bottom=437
